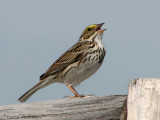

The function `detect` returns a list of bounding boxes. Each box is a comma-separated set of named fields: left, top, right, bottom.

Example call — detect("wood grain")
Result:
left=127, top=78, right=160, bottom=120
left=0, top=95, right=127, bottom=120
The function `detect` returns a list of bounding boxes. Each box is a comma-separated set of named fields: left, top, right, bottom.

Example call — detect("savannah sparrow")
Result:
left=18, top=23, right=106, bottom=102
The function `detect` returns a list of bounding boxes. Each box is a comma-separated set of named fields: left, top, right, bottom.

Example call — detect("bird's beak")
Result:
left=96, top=23, right=106, bottom=33
left=98, top=29, right=107, bottom=33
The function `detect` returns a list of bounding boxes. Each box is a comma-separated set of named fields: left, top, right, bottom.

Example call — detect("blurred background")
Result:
left=1, top=0, right=160, bottom=105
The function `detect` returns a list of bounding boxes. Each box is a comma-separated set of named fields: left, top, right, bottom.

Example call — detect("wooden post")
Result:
left=0, top=95, right=127, bottom=120
left=2, top=78, right=159, bottom=120
left=127, top=78, right=160, bottom=120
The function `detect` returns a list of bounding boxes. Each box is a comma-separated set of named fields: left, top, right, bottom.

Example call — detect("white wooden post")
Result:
left=127, top=78, right=160, bottom=120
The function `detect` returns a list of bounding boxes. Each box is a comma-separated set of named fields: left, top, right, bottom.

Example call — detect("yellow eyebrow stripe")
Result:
left=88, top=25, right=96, bottom=28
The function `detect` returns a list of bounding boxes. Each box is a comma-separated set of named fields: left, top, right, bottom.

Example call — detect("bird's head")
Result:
left=80, top=23, right=106, bottom=40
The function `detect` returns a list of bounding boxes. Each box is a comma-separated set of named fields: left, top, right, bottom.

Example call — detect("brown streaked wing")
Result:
left=40, top=41, right=93, bottom=80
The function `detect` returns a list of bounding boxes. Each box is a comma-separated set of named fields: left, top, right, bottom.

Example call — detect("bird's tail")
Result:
left=18, top=80, right=46, bottom=102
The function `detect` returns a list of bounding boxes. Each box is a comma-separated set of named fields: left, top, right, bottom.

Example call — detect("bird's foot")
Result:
left=63, top=94, right=94, bottom=99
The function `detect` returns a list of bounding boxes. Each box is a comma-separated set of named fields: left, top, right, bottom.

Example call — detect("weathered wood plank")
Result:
left=127, top=78, right=160, bottom=120
left=0, top=95, right=127, bottom=120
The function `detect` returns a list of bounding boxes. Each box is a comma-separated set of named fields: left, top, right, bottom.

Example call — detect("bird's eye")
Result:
left=87, top=28, right=91, bottom=31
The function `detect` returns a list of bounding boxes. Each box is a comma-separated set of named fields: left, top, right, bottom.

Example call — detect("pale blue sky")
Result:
left=1, top=0, right=160, bottom=105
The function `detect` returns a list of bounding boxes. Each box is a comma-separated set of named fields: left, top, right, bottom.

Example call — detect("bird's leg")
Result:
left=66, top=83, right=83, bottom=97
left=65, top=83, right=94, bottom=98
